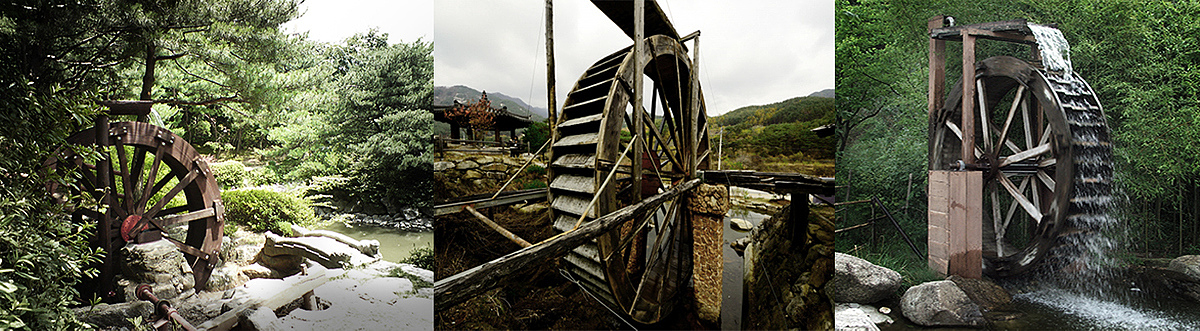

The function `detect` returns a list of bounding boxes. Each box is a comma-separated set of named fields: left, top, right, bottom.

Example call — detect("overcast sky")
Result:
left=283, top=0, right=433, bottom=45
left=435, top=0, right=833, bottom=115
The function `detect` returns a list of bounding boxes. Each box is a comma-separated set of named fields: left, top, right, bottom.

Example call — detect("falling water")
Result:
left=1029, top=24, right=1073, bottom=79
left=1004, top=24, right=1200, bottom=328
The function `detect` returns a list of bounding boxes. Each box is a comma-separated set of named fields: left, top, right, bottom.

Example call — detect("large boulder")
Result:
left=947, top=275, right=1011, bottom=310
left=833, top=252, right=902, bottom=303
left=900, top=280, right=985, bottom=327
left=1169, top=255, right=1200, bottom=282
left=119, top=240, right=195, bottom=301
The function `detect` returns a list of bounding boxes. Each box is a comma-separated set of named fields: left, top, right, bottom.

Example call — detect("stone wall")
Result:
left=434, top=152, right=545, bottom=197
left=744, top=203, right=835, bottom=330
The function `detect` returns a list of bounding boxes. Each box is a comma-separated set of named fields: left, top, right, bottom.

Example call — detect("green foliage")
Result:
left=521, top=180, right=547, bottom=190
left=399, top=246, right=435, bottom=271
left=211, top=160, right=248, bottom=189
left=221, top=188, right=316, bottom=235
left=247, top=166, right=278, bottom=186
left=523, top=121, right=550, bottom=154
left=712, top=95, right=835, bottom=165
left=525, top=164, right=546, bottom=176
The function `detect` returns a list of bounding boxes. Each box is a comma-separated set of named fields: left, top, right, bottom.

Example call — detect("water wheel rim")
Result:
left=46, top=121, right=223, bottom=297
left=549, top=34, right=708, bottom=324
left=930, top=56, right=1080, bottom=276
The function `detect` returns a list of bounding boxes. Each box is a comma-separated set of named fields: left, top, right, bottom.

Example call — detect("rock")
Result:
left=480, top=162, right=508, bottom=172
left=240, top=263, right=279, bottom=279
left=434, top=161, right=455, bottom=172
left=474, top=156, right=497, bottom=165
left=120, top=240, right=195, bottom=301
left=833, top=252, right=902, bottom=304
left=74, top=301, right=154, bottom=329
left=900, top=280, right=985, bottom=327
left=517, top=202, right=548, bottom=214
left=731, top=237, right=751, bottom=255
left=462, top=170, right=484, bottom=180
left=291, top=224, right=381, bottom=258
left=261, top=232, right=378, bottom=269
left=834, top=303, right=881, bottom=331
left=947, top=275, right=1011, bottom=310
left=206, top=265, right=250, bottom=292
left=1169, top=255, right=1200, bottom=283
left=456, top=160, right=479, bottom=170
left=255, top=250, right=305, bottom=275
left=730, top=218, right=754, bottom=231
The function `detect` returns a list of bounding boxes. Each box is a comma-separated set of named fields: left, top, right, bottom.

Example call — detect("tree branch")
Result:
left=154, top=96, right=246, bottom=106
left=172, top=58, right=232, bottom=88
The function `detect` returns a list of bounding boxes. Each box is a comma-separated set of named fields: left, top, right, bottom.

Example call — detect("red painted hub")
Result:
left=120, top=214, right=146, bottom=242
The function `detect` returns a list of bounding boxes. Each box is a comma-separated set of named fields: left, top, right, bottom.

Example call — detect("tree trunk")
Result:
left=140, top=43, right=156, bottom=101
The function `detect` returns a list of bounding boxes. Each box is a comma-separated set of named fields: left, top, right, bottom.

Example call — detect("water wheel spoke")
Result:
left=162, top=236, right=214, bottom=263
left=976, top=79, right=992, bottom=152
left=998, top=173, right=1042, bottom=223
left=155, top=207, right=215, bottom=228
left=995, top=85, right=1026, bottom=153
left=144, top=169, right=198, bottom=220
left=138, top=145, right=166, bottom=213
left=1038, top=158, right=1056, bottom=168
left=1036, top=169, right=1056, bottom=190
left=945, top=120, right=985, bottom=158
left=1022, top=96, right=1034, bottom=150
left=1000, top=176, right=1032, bottom=243
left=1000, top=143, right=1051, bottom=167
left=115, top=142, right=134, bottom=213
left=991, top=185, right=1003, bottom=256
left=129, top=148, right=148, bottom=197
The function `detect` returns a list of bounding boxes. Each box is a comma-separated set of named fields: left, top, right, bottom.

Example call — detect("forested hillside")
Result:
left=837, top=0, right=1200, bottom=261
left=710, top=93, right=834, bottom=175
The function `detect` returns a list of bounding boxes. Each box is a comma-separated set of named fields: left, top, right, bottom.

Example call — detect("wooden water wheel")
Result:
left=548, top=34, right=710, bottom=324
left=929, top=56, right=1113, bottom=276
left=45, top=109, right=223, bottom=301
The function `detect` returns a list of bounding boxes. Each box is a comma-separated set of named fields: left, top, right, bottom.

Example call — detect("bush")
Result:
left=524, top=164, right=546, bottom=176
left=521, top=180, right=547, bottom=190
left=221, top=188, right=316, bottom=235
left=211, top=160, right=248, bottom=189
left=247, top=167, right=278, bottom=186
left=399, top=246, right=434, bottom=271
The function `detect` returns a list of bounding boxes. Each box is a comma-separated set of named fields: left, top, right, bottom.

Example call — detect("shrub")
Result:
left=521, top=180, right=547, bottom=190
left=221, top=188, right=316, bottom=235
left=247, top=167, right=278, bottom=186
left=399, top=246, right=434, bottom=271
left=210, top=160, right=248, bottom=189
left=524, top=164, right=546, bottom=176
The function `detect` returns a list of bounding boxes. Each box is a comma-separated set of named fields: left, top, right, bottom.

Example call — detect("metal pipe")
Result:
left=136, top=285, right=197, bottom=331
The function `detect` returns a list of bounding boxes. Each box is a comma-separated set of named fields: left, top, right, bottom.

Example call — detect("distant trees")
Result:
left=445, top=91, right=497, bottom=141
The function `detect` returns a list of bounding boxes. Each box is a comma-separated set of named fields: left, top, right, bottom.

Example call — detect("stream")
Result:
left=721, top=207, right=771, bottom=330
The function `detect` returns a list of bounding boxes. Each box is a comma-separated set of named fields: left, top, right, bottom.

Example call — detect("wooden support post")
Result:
left=95, top=113, right=114, bottom=298
left=546, top=0, right=556, bottom=129
left=689, top=34, right=701, bottom=177
left=961, top=33, right=977, bottom=164
left=928, top=15, right=946, bottom=119
left=464, top=205, right=532, bottom=248
left=631, top=0, right=644, bottom=202
left=435, top=178, right=702, bottom=308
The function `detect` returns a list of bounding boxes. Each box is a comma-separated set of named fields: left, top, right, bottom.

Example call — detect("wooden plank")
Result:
left=434, top=178, right=701, bottom=309
left=550, top=174, right=596, bottom=194
left=197, top=268, right=328, bottom=331
left=433, top=189, right=547, bottom=216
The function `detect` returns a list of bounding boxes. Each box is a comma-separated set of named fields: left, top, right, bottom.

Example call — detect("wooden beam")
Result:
left=464, top=205, right=532, bottom=248
left=434, top=178, right=702, bottom=308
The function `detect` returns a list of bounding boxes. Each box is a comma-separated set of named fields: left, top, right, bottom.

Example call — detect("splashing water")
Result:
left=1030, top=24, right=1073, bottom=78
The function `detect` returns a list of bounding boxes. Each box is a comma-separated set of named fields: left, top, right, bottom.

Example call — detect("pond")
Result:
left=315, top=221, right=433, bottom=264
